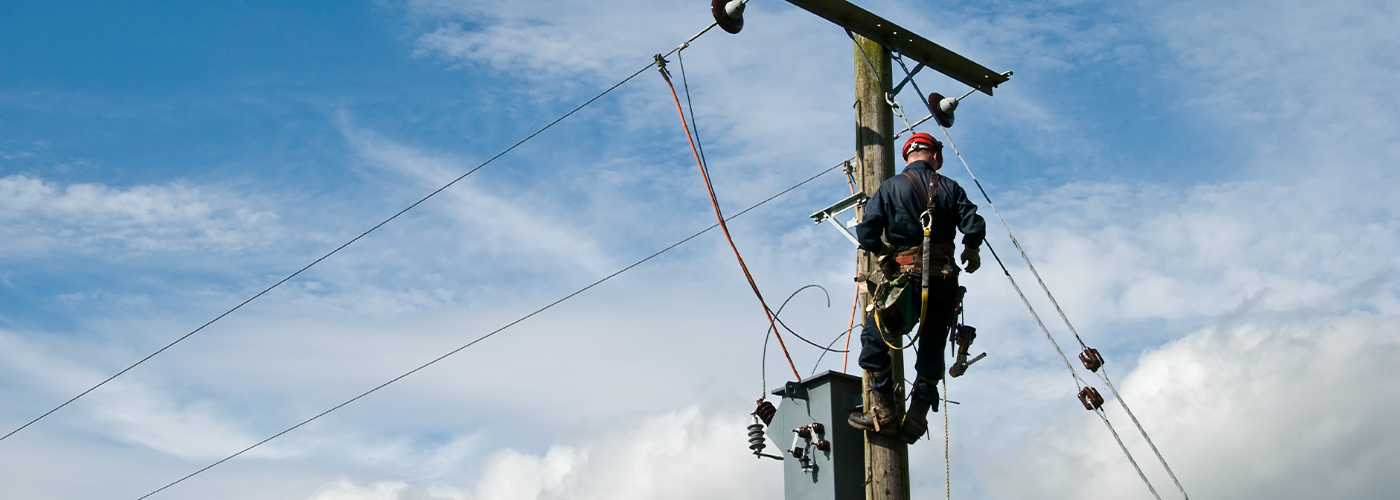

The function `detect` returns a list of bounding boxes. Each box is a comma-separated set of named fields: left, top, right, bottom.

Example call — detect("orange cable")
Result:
left=662, top=72, right=801, bottom=382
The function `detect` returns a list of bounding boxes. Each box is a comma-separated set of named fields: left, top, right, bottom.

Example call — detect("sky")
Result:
left=2, top=0, right=1398, bottom=498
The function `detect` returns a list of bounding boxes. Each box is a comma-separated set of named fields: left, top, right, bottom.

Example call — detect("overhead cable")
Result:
left=659, top=49, right=801, bottom=382
left=131, top=154, right=848, bottom=500
left=940, top=126, right=1187, bottom=500
left=885, top=51, right=1185, bottom=498
left=0, top=22, right=718, bottom=447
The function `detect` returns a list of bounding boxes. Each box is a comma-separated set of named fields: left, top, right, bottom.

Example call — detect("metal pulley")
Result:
left=711, top=0, right=745, bottom=34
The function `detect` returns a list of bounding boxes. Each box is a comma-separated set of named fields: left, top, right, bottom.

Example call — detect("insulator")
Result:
left=927, top=92, right=957, bottom=128
left=754, top=399, right=776, bottom=425
left=747, top=422, right=767, bottom=454
left=815, top=439, right=830, bottom=452
left=809, top=422, right=824, bottom=435
left=1078, top=386, right=1105, bottom=410
left=1079, top=347, right=1104, bottom=372
left=711, top=0, right=745, bottom=34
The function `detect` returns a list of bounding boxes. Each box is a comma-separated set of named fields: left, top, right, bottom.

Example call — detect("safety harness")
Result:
left=869, top=169, right=953, bottom=350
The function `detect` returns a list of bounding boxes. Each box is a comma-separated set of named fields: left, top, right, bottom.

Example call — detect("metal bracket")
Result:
left=784, top=0, right=1011, bottom=95
left=810, top=191, right=867, bottom=246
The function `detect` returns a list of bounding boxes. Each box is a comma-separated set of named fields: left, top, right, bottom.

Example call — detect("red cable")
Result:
left=662, top=73, right=802, bottom=382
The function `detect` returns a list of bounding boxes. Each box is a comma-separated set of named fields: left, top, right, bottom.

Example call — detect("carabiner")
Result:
left=919, top=210, right=933, bottom=233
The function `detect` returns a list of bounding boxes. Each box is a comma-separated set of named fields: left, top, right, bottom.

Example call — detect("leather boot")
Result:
left=901, top=399, right=931, bottom=444
left=848, top=387, right=900, bottom=435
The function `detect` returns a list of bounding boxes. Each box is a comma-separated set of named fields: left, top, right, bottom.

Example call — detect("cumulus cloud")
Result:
left=303, top=407, right=780, bottom=500
left=981, top=313, right=1400, bottom=499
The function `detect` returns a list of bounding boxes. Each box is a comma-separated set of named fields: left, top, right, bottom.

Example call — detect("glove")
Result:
left=960, top=246, right=981, bottom=273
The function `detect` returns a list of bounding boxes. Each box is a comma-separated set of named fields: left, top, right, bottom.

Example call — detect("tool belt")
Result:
left=885, top=243, right=958, bottom=276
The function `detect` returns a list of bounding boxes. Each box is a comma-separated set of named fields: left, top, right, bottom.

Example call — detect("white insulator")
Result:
left=725, top=0, right=746, bottom=19
left=939, top=97, right=959, bottom=114
left=747, top=423, right=767, bottom=452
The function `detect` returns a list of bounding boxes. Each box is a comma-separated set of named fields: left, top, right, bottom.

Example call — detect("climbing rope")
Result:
left=658, top=49, right=801, bottom=383
left=943, top=377, right=951, bottom=500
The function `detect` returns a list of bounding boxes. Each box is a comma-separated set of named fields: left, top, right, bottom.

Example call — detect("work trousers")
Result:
left=858, top=274, right=960, bottom=405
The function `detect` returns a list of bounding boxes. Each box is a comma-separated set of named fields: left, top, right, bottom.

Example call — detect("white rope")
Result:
left=943, top=378, right=951, bottom=500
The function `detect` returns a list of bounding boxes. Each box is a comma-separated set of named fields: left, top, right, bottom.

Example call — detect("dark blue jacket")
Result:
left=855, top=160, right=986, bottom=252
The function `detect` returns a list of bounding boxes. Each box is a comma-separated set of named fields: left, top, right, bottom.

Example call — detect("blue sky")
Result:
left=3, top=0, right=1399, bottom=499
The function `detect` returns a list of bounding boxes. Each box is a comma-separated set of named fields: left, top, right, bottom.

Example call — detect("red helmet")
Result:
left=902, top=132, right=941, bottom=160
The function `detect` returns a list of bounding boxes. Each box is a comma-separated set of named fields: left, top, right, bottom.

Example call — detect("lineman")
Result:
left=847, top=132, right=986, bottom=444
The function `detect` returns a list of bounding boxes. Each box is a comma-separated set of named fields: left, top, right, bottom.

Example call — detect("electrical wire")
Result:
left=659, top=50, right=801, bottom=382
left=885, top=51, right=1186, bottom=499
left=131, top=149, right=848, bottom=500
left=0, top=20, right=729, bottom=447
left=941, top=127, right=1182, bottom=500
left=0, top=57, right=663, bottom=447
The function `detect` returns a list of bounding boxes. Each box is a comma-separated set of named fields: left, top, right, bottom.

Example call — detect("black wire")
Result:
left=131, top=157, right=849, bottom=500
left=810, top=322, right=861, bottom=376
left=0, top=60, right=661, bottom=446
left=677, top=49, right=711, bottom=176
left=676, top=48, right=725, bottom=218
left=770, top=308, right=847, bottom=353
left=762, top=284, right=828, bottom=395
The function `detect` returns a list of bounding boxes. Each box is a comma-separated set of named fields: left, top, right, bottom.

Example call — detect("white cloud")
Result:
left=302, top=407, right=781, bottom=500
left=0, top=174, right=281, bottom=255
left=980, top=313, right=1400, bottom=499
left=0, top=330, right=265, bottom=460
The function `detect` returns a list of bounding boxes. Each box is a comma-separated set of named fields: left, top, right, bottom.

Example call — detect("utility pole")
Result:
left=741, top=2, right=1008, bottom=499
left=853, top=33, right=909, bottom=500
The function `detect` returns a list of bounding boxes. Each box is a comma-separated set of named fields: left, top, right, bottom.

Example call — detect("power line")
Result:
left=0, top=26, right=724, bottom=446
left=132, top=158, right=846, bottom=500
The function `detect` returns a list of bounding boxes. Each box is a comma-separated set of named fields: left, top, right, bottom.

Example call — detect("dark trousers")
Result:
left=858, top=274, right=960, bottom=405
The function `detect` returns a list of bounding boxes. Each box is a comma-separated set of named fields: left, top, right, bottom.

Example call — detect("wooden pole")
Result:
left=854, top=34, right=909, bottom=500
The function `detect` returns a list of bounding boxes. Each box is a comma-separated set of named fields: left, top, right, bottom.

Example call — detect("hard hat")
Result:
left=902, top=132, right=941, bottom=160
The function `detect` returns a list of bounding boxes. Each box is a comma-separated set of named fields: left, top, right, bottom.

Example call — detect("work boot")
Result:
left=848, top=388, right=900, bottom=435
left=901, top=399, right=931, bottom=444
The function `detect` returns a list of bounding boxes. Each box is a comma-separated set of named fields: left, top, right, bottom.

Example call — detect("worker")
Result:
left=847, top=132, right=985, bottom=444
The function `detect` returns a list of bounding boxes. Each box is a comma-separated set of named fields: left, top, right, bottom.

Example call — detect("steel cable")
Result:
left=940, top=128, right=1181, bottom=499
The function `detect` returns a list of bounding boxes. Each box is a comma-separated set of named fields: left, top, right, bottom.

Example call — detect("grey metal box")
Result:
left=766, top=370, right=865, bottom=500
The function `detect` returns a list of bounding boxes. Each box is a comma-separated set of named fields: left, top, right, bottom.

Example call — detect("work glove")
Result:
left=960, top=246, right=981, bottom=273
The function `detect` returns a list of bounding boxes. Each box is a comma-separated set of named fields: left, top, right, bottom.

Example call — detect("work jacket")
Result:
left=855, top=160, right=986, bottom=253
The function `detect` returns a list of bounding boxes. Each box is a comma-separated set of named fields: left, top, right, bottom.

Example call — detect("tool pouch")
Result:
left=862, top=270, right=919, bottom=334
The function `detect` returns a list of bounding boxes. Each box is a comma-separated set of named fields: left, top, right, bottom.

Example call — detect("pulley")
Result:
left=711, top=0, right=745, bottom=34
